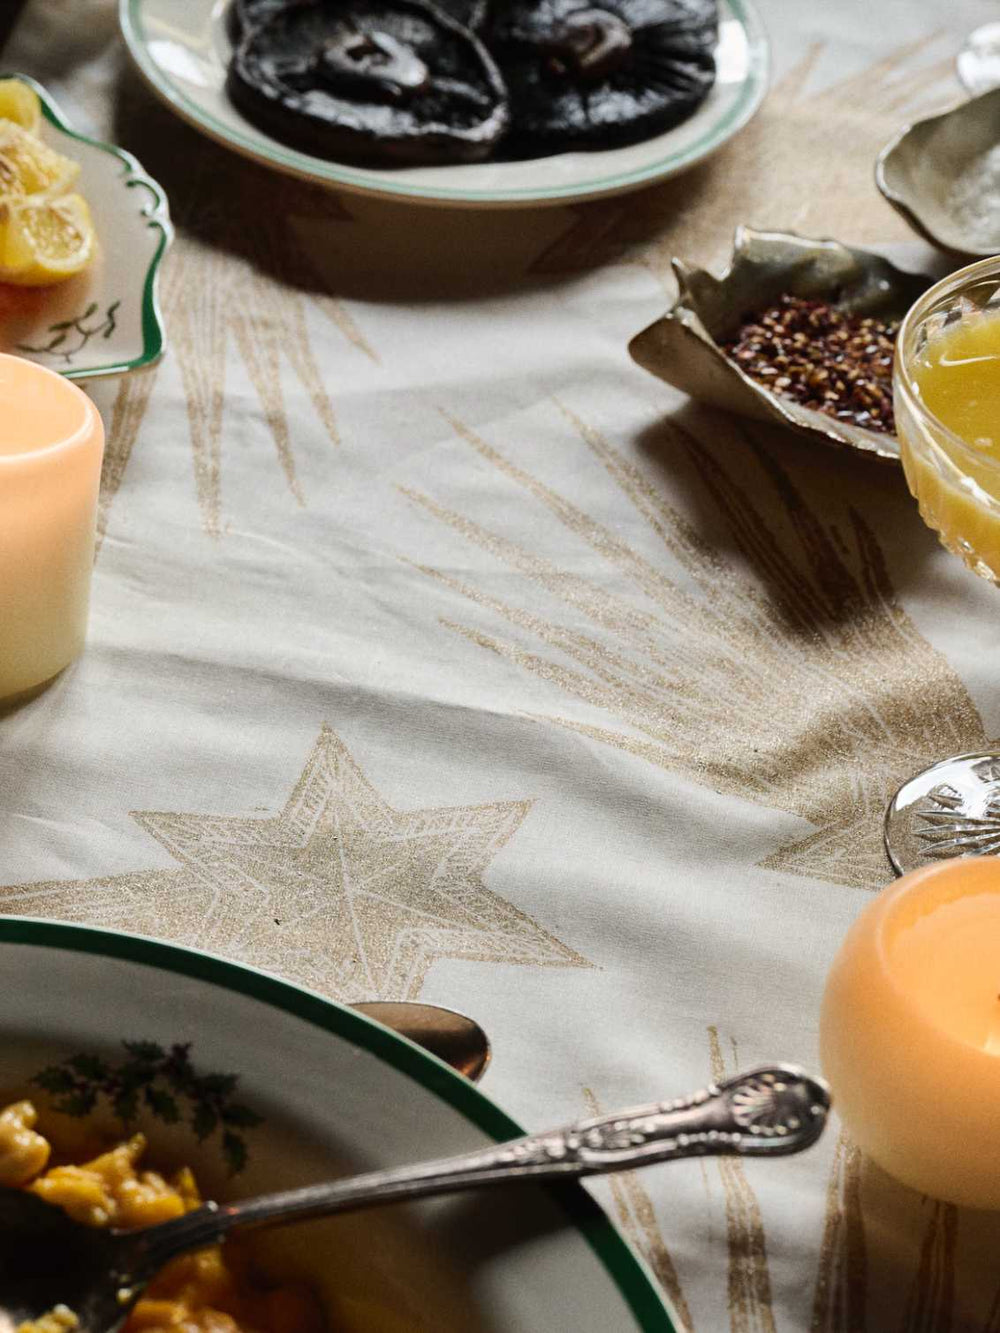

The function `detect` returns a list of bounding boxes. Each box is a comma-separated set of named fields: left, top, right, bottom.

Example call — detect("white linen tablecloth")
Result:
left=6, top=1, right=1000, bottom=1327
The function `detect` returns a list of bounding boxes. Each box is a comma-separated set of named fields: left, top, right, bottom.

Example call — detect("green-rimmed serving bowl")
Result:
left=0, top=74, right=171, bottom=379
left=119, top=0, right=768, bottom=210
left=0, top=917, right=679, bottom=1331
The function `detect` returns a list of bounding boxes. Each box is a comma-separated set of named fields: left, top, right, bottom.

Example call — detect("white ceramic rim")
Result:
left=0, top=916, right=680, bottom=1332
left=118, top=0, right=769, bottom=209
left=0, top=73, right=173, bottom=379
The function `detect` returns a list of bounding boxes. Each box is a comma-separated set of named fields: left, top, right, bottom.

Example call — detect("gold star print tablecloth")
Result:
left=7, top=1, right=1000, bottom=1328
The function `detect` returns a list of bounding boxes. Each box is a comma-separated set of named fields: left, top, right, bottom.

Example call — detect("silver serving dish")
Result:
left=876, top=87, right=1000, bottom=258
left=629, top=227, right=932, bottom=463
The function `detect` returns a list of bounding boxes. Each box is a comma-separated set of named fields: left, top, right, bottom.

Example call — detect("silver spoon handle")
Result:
left=129, top=1064, right=828, bottom=1271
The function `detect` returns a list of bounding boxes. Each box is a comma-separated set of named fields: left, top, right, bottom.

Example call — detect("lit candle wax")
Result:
left=0, top=353, right=105, bottom=701
left=821, top=858, right=1000, bottom=1209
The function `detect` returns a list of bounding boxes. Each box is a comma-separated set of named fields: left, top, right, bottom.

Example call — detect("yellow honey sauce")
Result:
left=900, top=307, right=1000, bottom=578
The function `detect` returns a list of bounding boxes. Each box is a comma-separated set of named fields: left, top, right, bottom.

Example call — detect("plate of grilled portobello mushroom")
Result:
left=120, top=0, right=768, bottom=207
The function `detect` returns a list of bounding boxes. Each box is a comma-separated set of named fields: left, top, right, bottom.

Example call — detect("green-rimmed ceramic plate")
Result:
left=0, top=917, right=678, bottom=1331
left=119, top=0, right=768, bottom=210
left=0, top=74, right=171, bottom=380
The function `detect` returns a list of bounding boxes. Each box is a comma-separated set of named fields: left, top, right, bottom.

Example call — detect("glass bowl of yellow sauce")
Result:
left=895, top=256, right=1000, bottom=581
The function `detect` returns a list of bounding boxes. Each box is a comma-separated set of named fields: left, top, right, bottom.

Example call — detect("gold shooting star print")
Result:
left=533, top=34, right=958, bottom=281
left=583, top=1087, right=694, bottom=1330
left=157, top=183, right=369, bottom=539
left=404, top=408, right=987, bottom=889
left=95, top=119, right=375, bottom=543
left=0, top=727, right=587, bottom=1002
left=707, top=1028, right=775, bottom=1333
left=96, top=369, right=159, bottom=555
left=900, top=1201, right=957, bottom=1333
left=811, top=1134, right=867, bottom=1333
left=808, top=1142, right=1000, bottom=1331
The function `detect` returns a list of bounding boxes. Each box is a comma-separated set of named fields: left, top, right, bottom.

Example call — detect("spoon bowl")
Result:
left=0, top=1189, right=120, bottom=1332
left=352, top=1001, right=491, bottom=1083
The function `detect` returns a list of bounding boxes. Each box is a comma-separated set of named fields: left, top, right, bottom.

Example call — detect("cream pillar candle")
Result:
left=0, top=353, right=105, bottom=702
left=821, top=858, right=1000, bottom=1209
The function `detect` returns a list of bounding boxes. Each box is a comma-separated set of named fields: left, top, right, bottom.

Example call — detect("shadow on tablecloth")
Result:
left=107, top=61, right=709, bottom=306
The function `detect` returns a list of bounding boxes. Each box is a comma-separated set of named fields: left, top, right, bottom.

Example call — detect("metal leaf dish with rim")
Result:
left=0, top=73, right=172, bottom=380
left=118, top=0, right=769, bottom=210
left=629, top=226, right=934, bottom=463
left=876, top=87, right=1000, bottom=259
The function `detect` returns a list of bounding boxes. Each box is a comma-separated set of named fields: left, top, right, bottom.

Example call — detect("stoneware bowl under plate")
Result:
left=0, top=73, right=171, bottom=380
left=118, top=0, right=768, bottom=210
left=876, top=87, right=1000, bottom=258
left=0, top=918, right=678, bottom=1331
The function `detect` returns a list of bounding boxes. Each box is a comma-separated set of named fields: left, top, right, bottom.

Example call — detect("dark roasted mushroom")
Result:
left=433, top=0, right=490, bottom=31
left=229, top=0, right=290, bottom=41
left=489, top=0, right=718, bottom=154
left=227, top=0, right=509, bottom=164
left=230, top=0, right=489, bottom=39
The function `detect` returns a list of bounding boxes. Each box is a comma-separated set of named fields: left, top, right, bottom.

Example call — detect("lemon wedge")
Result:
left=0, top=79, right=42, bottom=134
left=0, top=193, right=96, bottom=285
left=0, top=121, right=78, bottom=200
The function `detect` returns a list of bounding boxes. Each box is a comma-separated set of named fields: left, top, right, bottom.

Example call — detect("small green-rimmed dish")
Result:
left=119, top=0, right=768, bottom=210
left=0, top=74, right=171, bottom=380
left=0, top=917, right=678, bottom=1331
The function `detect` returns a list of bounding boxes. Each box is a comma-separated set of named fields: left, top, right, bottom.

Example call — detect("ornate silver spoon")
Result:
left=0, top=1064, right=827, bottom=1332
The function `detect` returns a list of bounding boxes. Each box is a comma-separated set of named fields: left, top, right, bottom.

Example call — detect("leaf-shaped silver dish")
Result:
left=876, top=87, right=1000, bottom=258
left=629, top=227, right=933, bottom=463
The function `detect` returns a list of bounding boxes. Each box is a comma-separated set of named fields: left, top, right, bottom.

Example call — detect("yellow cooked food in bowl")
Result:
left=0, top=1101, right=326, bottom=1333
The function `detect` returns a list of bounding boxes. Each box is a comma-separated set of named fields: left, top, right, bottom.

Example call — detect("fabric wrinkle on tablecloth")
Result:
left=6, top=2, right=1000, bottom=1330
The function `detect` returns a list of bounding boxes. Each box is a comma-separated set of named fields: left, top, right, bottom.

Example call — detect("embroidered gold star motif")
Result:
left=404, top=408, right=988, bottom=890
left=0, top=727, right=587, bottom=1001
left=532, top=35, right=958, bottom=280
